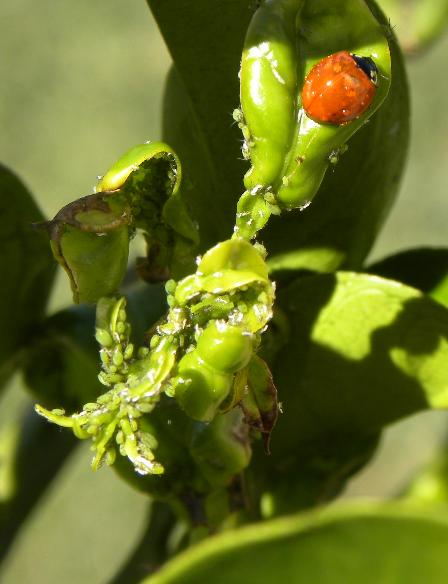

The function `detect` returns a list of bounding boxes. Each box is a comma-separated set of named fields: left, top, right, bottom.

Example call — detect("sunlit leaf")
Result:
left=147, top=503, right=448, bottom=584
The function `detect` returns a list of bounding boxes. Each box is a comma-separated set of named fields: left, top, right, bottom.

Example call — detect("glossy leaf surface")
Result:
left=368, top=247, right=448, bottom=307
left=274, top=272, right=448, bottom=439
left=249, top=271, right=448, bottom=511
left=147, top=503, right=448, bottom=584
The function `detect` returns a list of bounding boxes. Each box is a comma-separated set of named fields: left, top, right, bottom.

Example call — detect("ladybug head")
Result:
left=351, top=54, right=378, bottom=86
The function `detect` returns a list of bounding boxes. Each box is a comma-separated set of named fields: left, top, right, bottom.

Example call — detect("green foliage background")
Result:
left=0, top=1, right=447, bottom=582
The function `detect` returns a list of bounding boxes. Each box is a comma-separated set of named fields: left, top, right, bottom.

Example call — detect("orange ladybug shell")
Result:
left=301, top=51, right=377, bottom=125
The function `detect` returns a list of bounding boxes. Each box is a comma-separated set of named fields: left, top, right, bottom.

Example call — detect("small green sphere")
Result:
left=196, top=321, right=253, bottom=374
left=176, top=351, right=232, bottom=422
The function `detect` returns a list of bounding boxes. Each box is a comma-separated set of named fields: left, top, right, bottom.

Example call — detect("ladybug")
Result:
left=301, top=51, right=378, bottom=125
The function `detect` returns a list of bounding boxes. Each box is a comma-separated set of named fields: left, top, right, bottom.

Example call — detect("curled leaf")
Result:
left=97, top=142, right=199, bottom=279
left=45, top=142, right=199, bottom=303
left=45, top=193, right=131, bottom=303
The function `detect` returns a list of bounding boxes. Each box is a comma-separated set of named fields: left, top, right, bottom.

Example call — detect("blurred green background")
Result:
left=0, top=1, right=447, bottom=582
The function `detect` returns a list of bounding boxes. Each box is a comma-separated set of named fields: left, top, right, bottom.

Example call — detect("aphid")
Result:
left=301, top=51, right=378, bottom=125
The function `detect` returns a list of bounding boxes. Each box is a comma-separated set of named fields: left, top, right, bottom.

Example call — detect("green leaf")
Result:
left=153, top=0, right=254, bottom=250
left=0, top=164, right=55, bottom=390
left=48, top=203, right=131, bottom=304
left=368, top=247, right=448, bottom=307
left=377, top=0, right=448, bottom=54
left=276, top=271, right=448, bottom=436
left=250, top=271, right=448, bottom=513
left=156, top=1, right=409, bottom=270
left=146, top=502, right=448, bottom=584
left=198, top=238, right=268, bottom=280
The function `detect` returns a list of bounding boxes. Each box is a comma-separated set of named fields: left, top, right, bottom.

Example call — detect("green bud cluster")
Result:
left=96, top=297, right=134, bottom=387
left=35, top=239, right=275, bottom=477
left=172, top=321, right=255, bottom=421
left=35, top=297, right=178, bottom=475
left=163, top=240, right=274, bottom=424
